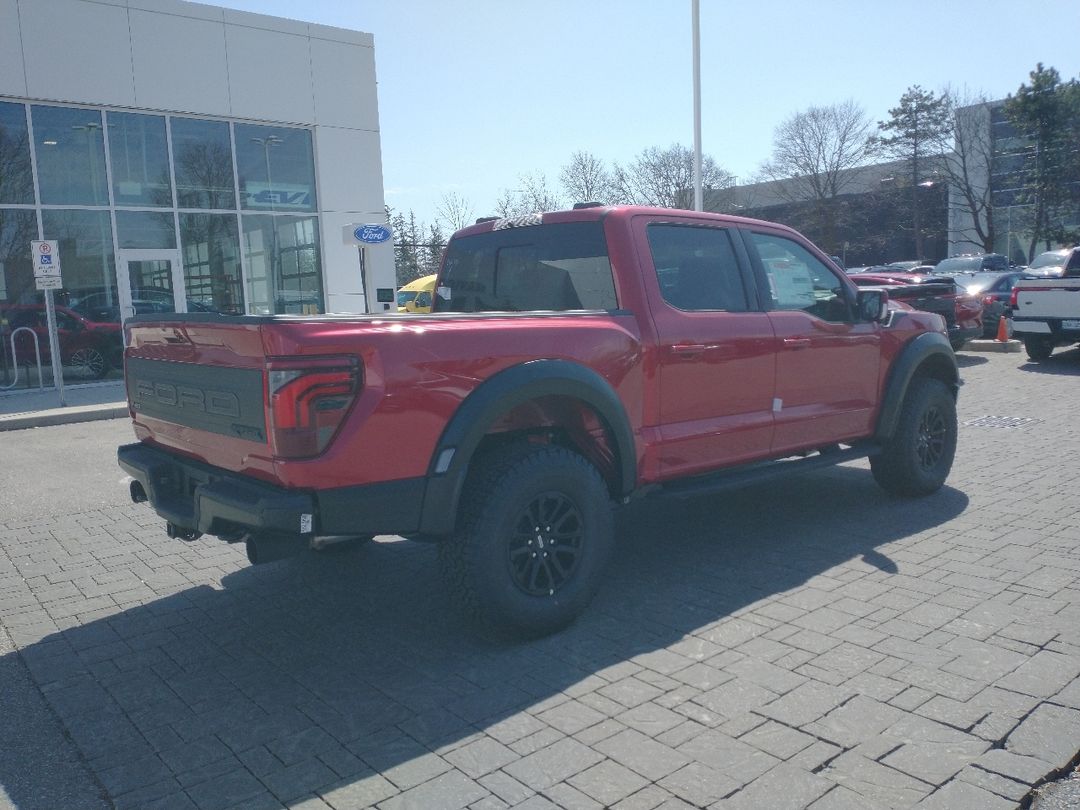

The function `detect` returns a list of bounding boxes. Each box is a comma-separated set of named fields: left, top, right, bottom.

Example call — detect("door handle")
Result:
left=671, top=343, right=707, bottom=355
left=783, top=338, right=811, bottom=349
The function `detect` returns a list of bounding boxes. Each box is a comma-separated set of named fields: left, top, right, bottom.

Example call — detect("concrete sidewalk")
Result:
left=0, top=380, right=127, bottom=431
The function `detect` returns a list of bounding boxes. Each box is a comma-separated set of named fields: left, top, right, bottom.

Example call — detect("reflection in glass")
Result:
left=0, top=209, right=36, bottom=305
left=107, top=112, right=172, bottom=207
left=127, top=260, right=176, bottom=316
left=242, top=215, right=323, bottom=314
left=116, top=210, right=177, bottom=249
left=0, top=102, right=34, bottom=204
left=181, top=214, right=243, bottom=314
left=32, top=106, right=109, bottom=206
left=235, top=125, right=316, bottom=213
left=42, top=210, right=117, bottom=318
left=172, top=118, right=236, bottom=210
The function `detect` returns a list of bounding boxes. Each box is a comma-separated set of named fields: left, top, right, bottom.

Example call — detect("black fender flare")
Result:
left=874, top=331, right=959, bottom=442
left=418, top=359, right=636, bottom=535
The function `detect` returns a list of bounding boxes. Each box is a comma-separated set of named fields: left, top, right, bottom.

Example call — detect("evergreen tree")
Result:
left=878, top=86, right=952, bottom=258
left=1004, top=64, right=1080, bottom=258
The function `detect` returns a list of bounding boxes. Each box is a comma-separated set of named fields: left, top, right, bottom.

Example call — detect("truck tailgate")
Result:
left=1014, top=279, right=1080, bottom=319
left=125, top=318, right=275, bottom=478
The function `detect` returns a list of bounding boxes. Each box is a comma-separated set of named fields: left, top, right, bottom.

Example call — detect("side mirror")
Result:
left=857, top=289, right=889, bottom=323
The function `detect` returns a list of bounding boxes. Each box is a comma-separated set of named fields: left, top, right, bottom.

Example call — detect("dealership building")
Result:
left=0, top=0, right=393, bottom=335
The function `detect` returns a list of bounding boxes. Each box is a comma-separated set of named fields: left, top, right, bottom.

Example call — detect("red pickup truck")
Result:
left=119, top=205, right=959, bottom=636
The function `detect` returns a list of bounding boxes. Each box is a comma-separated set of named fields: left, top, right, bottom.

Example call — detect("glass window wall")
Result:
left=0, top=209, right=36, bottom=305
left=172, top=118, right=236, bottom=210
left=0, top=102, right=34, bottom=204
left=180, top=213, right=243, bottom=314
left=243, top=215, right=323, bottom=314
left=107, top=112, right=172, bottom=207
left=41, top=209, right=118, bottom=320
left=235, top=124, right=316, bottom=213
left=32, top=106, right=109, bottom=206
left=116, top=210, right=177, bottom=249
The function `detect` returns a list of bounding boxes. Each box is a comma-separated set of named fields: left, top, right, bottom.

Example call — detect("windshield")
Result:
left=435, top=221, right=617, bottom=313
left=396, top=290, right=418, bottom=307
left=1029, top=251, right=1067, bottom=269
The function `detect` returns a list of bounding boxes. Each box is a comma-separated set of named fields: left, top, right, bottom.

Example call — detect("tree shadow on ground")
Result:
left=0, top=466, right=969, bottom=808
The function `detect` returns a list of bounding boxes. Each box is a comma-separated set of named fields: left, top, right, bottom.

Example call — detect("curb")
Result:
left=963, top=339, right=1023, bottom=353
left=0, top=404, right=129, bottom=432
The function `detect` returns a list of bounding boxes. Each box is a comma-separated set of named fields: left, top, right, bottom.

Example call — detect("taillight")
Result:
left=1009, top=287, right=1020, bottom=308
left=982, top=295, right=994, bottom=306
left=266, top=356, right=361, bottom=458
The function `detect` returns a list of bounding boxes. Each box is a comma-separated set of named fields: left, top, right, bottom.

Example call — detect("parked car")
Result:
left=935, top=253, right=1011, bottom=274
left=850, top=270, right=983, bottom=350
left=0, top=304, right=123, bottom=378
left=1010, top=249, right=1080, bottom=360
left=71, top=289, right=223, bottom=322
left=885, top=260, right=926, bottom=272
left=1024, top=248, right=1076, bottom=278
left=959, top=271, right=1031, bottom=338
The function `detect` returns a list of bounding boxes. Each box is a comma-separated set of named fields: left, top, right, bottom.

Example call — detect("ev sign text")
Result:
left=31, top=240, right=62, bottom=290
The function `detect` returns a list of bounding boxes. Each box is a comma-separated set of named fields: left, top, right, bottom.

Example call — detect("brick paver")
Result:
left=2, top=350, right=1079, bottom=808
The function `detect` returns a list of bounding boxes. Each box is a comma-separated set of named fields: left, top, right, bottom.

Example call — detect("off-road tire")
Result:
left=1024, top=337, right=1053, bottom=362
left=871, top=377, right=956, bottom=496
left=439, top=443, right=614, bottom=637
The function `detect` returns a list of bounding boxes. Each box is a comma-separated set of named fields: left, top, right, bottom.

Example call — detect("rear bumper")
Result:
left=118, top=443, right=315, bottom=536
left=118, top=443, right=426, bottom=538
left=1012, top=317, right=1080, bottom=342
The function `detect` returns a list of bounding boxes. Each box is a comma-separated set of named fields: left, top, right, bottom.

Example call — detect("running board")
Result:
left=657, top=445, right=880, bottom=500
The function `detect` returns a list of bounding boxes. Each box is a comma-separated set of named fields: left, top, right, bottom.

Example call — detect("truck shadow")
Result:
left=1, top=467, right=969, bottom=808
left=1018, top=347, right=1080, bottom=376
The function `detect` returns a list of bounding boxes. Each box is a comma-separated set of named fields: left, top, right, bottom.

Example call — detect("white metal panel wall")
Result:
left=224, top=24, right=316, bottom=125
left=129, top=9, right=231, bottom=117
left=0, top=0, right=26, bottom=98
left=19, top=0, right=137, bottom=107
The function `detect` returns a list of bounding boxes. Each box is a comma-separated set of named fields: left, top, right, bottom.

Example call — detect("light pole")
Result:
left=691, top=0, right=703, bottom=212
left=250, top=135, right=282, bottom=311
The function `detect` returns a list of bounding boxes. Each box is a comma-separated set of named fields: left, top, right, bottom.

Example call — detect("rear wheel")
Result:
left=68, top=346, right=109, bottom=379
left=439, top=443, right=614, bottom=637
left=1024, top=337, right=1054, bottom=361
left=871, top=378, right=956, bottom=496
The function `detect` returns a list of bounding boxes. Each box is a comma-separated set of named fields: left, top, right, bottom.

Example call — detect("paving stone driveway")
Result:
left=1, top=349, right=1079, bottom=810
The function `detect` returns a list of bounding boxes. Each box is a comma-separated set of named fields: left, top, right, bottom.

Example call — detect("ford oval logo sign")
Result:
left=353, top=224, right=392, bottom=244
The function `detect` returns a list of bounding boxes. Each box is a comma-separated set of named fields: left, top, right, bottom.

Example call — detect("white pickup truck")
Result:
left=1011, top=247, right=1080, bottom=360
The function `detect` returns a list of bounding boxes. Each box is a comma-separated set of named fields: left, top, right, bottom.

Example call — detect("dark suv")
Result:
left=935, top=253, right=1011, bottom=274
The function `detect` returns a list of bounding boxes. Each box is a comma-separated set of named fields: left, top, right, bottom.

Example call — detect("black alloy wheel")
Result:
left=507, top=492, right=584, bottom=596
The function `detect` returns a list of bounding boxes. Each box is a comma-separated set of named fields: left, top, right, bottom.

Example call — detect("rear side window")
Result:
left=646, top=224, right=749, bottom=311
left=435, top=221, right=616, bottom=313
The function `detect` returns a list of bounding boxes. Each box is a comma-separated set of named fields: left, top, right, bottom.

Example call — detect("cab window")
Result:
left=646, top=224, right=749, bottom=311
left=750, top=232, right=851, bottom=322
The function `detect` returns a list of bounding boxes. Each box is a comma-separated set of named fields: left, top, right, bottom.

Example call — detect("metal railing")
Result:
left=1, top=327, right=46, bottom=391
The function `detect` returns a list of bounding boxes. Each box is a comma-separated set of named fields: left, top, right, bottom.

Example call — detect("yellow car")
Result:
left=396, top=274, right=437, bottom=313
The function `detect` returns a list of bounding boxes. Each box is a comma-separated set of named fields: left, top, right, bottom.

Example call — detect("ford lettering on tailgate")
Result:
left=127, top=358, right=266, bottom=441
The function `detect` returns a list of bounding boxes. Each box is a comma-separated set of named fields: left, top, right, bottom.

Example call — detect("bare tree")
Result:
left=435, top=192, right=475, bottom=233
left=757, top=100, right=877, bottom=251
left=559, top=151, right=614, bottom=204
left=494, top=172, right=563, bottom=217
left=941, top=88, right=995, bottom=255
left=611, top=143, right=734, bottom=208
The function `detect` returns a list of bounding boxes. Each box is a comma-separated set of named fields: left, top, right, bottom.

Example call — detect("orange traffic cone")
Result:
left=996, top=315, right=1009, bottom=342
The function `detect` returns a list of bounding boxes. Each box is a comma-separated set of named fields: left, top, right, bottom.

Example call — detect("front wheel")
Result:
left=439, top=443, right=614, bottom=637
left=871, top=378, right=957, bottom=496
left=1023, top=337, right=1053, bottom=362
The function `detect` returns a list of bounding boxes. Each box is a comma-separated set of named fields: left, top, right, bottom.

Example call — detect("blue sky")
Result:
left=214, top=0, right=1080, bottom=228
